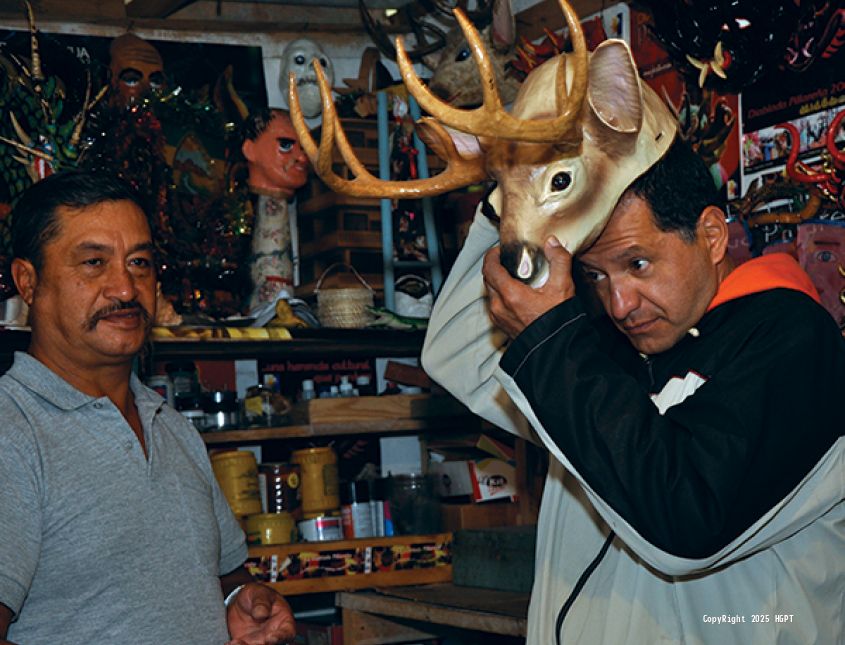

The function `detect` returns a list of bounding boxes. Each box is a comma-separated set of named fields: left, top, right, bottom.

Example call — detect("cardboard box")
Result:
left=441, top=502, right=519, bottom=531
left=431, top=458, right=517, bottom=502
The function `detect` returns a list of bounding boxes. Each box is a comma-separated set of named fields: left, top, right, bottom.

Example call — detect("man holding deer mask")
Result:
left=285, top=0, right=844, bottom=639
left=423, top=136, right=844, bottom=643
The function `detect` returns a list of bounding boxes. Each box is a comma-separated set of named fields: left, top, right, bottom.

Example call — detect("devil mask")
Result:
left=242, top=109, right=311, bottom=198
left=109, top=33, right=165, bottom=107
left=280, top=39, right=334, bottom=118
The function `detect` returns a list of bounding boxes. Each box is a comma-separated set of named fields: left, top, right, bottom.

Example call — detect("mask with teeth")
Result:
left=279, top=39, right=334, bottom=118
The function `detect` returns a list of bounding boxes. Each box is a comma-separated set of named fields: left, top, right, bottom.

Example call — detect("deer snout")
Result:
left=499, top=242, right=548, bottom=286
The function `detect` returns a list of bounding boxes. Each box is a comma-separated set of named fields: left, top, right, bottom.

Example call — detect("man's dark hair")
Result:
left=626, top=137, right=721, bottom=242
left=11, top=170, right=147, bottom=272
left=241, top=107, right=290, bottom=143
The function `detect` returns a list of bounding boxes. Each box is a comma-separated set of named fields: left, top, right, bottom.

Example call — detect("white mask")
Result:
left=280, top=39, right=334, bottom=118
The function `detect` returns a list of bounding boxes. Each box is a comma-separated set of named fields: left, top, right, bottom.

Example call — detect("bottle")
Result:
left=339, top=376, right=354, bottom=398
left=340, top=480, right=374, bottom=539
left=355, top=375, right=374, bottom=397
left=301, top=379, right=316, bottom=402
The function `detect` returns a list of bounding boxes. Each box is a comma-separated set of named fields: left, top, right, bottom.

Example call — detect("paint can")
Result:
left=291, top=446, right=340, bottom=517
left=211, top=450, right=262, bottom=516
left=246, top=512, right=296, bottom=545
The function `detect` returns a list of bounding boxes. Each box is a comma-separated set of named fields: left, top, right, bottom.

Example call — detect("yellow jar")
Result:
left=211, top=450, right=262, bottom=516
left=291, top=447, right=340, bottom=517
left=246, top=512, right=296, bottom=545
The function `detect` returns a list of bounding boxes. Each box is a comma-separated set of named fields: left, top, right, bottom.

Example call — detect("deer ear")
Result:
left=416, top=118, right=483, bottom=161
left=491, top=0, right=516, bottom=52
left=587, top=39, right=643, bottom=134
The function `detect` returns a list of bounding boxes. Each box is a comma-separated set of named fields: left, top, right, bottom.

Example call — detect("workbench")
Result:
left=336, top=583, right=529, bottom=644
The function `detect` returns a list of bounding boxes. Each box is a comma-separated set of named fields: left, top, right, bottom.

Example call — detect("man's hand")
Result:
left=483, top=236, right=575, bottom=339
left=225, top=583, right=295, bottom=645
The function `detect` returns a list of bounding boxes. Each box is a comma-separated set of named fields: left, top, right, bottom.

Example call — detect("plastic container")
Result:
left=291, top=446, right=340, bottom=517
left=211, top=450, right=262, bottom=516
left=246, top=512, right=296, bottom=545
left=166, top=361, right=199, bottom=405
left=387, top=473, right=442, bottom=535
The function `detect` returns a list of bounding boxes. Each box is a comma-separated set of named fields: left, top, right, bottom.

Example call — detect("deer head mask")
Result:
left=289, top=0, right=677, bottom=285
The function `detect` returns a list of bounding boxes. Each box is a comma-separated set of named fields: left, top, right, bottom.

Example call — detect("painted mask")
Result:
left=280, top=39, right=334, bottom=118
left=109, top=33, right=165, bottom=107
left=242, top=110, right=310, bottom=197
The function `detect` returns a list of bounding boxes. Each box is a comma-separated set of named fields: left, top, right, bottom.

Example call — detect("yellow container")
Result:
left=246, top=512, right=296, bottom=545
left=291, top=446, right=340, bottom=517
left=211, top=450, right=262, bottom=516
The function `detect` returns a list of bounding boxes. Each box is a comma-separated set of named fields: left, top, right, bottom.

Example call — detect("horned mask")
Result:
left=280, top=39, right=334, bottom=119
left=288, top=0, right=678, bottom=285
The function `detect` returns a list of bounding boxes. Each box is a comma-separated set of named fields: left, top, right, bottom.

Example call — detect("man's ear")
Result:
left=242, top=139, right=255, bottom=163
left=11, top=258, right=37, bottom=306
left=697, top=206, right=729, bottom=264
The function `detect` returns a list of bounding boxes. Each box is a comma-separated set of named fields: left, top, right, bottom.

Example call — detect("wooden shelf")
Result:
left=247, top=532, right=453, bottom=596
left=201, top=394, right=477, bottom=443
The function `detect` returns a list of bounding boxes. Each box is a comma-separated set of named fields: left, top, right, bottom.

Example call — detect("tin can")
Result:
left=298, top=515, right=343, bottom=542
left=211, top=450, right=262, bottom=516
left=246, top=512, right=296, bottom=545
left=260, top=462, right=302, bottom=516
left=291, top=447, right=340, bottom=517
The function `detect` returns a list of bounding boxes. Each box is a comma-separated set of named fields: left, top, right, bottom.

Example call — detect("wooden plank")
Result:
left=307, top=394, right=469, bottom=424
left=301, top=231, right=383, bottom=256
left=266, top=565, right=452, bottom=595
left=337, top=584, right=528, bottom=636
left=125, top=0, right=191, bottom=19
left=342, top=607, right=437, bottom=645
left=249, top=532, right=453, bottom=557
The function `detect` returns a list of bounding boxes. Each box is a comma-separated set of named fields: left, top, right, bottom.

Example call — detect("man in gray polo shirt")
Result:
left=0, top=171, right=295, bottom=645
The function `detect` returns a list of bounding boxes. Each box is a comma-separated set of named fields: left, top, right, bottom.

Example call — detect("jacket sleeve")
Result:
left=495, top=294, right=844, bottom=573
left=421, top=210, right=537, bottom=443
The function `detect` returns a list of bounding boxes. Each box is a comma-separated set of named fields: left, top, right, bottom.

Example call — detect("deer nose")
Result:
left=500, top=242, right=546, bottom=285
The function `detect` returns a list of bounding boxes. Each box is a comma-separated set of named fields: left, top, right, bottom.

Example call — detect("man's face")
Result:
left=21, top=200, right=156, bottom=368
left=243, top=112, right=310, bottom=197
left=109, top=35, right=165, bottom=107
left=579, top=195, right=722, bottom=355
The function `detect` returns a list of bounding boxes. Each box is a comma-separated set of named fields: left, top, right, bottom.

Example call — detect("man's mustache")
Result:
left=86, top=301, right=151, bottom=331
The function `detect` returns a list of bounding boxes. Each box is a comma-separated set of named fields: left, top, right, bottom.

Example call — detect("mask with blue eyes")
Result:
left=280, top=39, right=334, bottom=118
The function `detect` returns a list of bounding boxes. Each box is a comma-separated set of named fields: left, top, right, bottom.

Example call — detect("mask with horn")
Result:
left=289, top=0, right=677, bottom=286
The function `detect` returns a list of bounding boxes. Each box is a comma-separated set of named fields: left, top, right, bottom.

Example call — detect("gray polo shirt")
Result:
left=0, top=352, right=247, bottom=645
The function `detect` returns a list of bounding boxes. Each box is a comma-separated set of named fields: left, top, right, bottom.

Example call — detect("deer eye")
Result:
left=551, top=171, right=572, bottom=192
left=455, top=48, right=471, bottom=62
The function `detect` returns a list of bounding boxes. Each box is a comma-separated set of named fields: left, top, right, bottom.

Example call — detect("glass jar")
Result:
left=242, top=385, right=291, bottom=427
left=201, top=390, right=239, bottom=431
left=387, top=473, right=442, bottom=535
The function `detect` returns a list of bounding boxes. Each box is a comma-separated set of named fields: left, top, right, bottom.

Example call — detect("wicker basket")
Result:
left=314, top=263, right=375, bottom=329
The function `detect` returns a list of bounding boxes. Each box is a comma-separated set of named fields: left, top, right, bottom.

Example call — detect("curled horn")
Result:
left=288, top=62, right=487, bottom=198
left=395, top=0, right=588, bottom=143
left=779, top=122, right=830, bottom=185
left=359, top=0, right=446, bottom=64
left=24, top=0, right=43, bottom=83
left=9, top=112, right=33, bottom=147
left=825, top=109, right=845, bottom=167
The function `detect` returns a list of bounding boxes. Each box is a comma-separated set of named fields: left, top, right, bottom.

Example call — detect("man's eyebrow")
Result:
left=72, top=241, right=154, bottom=254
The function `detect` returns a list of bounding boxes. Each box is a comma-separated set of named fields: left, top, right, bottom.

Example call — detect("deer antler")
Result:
left=395, top=0, right=587, bottom=143
left=288, top=63, right=487, bottom=198
left=359, top=0, right=447, bottom=64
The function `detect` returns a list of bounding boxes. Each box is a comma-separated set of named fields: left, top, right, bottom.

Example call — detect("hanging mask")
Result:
left=279, top=39, right=334, bottom=118
left=109, top=33, right=165, bottom=107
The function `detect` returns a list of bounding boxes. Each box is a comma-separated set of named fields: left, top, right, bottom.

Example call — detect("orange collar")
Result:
left=707, top=253, right=821, bottom=313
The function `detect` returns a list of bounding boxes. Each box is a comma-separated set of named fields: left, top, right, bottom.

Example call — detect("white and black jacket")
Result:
left=421, top=212, right=845, bottom=645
